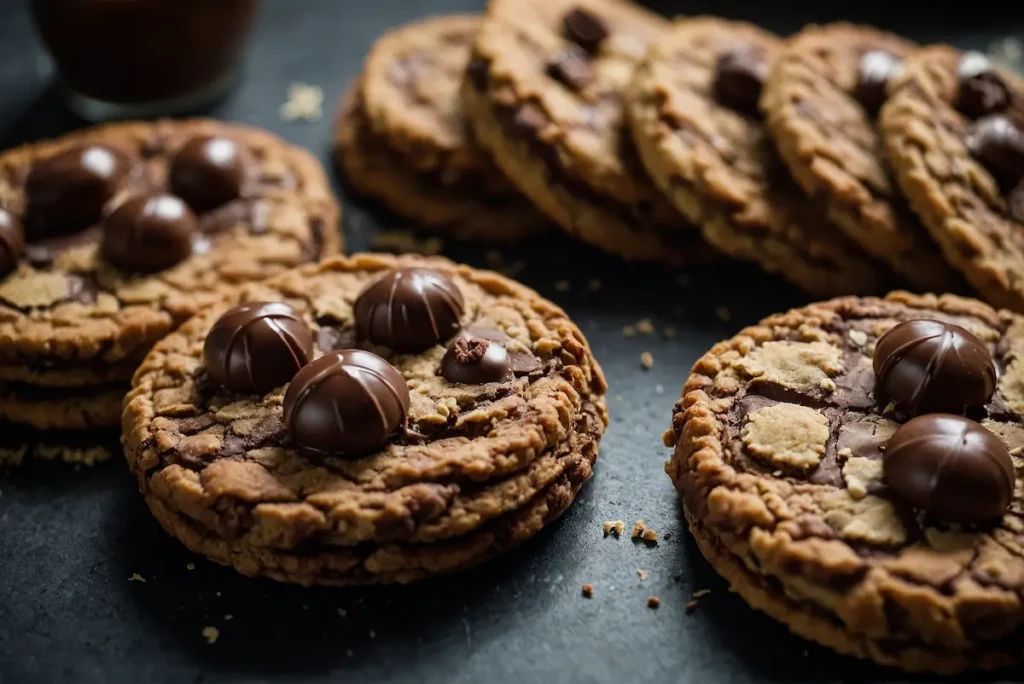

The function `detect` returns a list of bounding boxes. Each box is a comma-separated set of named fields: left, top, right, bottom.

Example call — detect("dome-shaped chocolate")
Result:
left=25, top=145, right=128, bottom=238
left=169, top=136, right=248, bottom=212
left=283, top=349, right=410, bottom=457
left=873, top=319, right=997, bottom=415
left=100, top=193, right=196, bottom=272
left=884, top=414, right=1013, bottom=523
left=354, top=267, right=464, bottom=352
left=440, top=331, right=513, bottom=384
left=203, top=302, right=313, bottom=394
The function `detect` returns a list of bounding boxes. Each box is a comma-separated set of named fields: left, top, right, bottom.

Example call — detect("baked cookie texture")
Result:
left=0, top=119, right=340, bottom=435
left=334, top=15, right=547, bottom=242
left=626, top=17, right=889, bottom=296
left=123, top=253, right=607, bottom=585
left=665, top=291, right=1024, bottom=673
left=761, top=24, right=959, bottom=293
left=882, top=46, right=1024, bottom=312
left=461, top=0, right=710, bottom=265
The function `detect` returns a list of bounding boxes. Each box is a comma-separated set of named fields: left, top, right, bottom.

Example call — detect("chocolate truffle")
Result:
left=25, top=145, right=127, bottom=238
left=967, top=115, right=1024, bottom=189
left=169, top=135, right=248, bottom=212
left=204, top=302, right=313, bottom=394
left=0, top=208, right=25, bottom=277
left=884, top=414, right=1013, bottom=523
left=854, top=50, right=902, bottom=116
left=100, top=193, right=196, bottom=272
left=440, top=331, right=513, bottom=384
left=562, top=7, right=608, bottom=53
left=283, top=349, right=410, bottom=456
left=714, top=48, right=768, bottom=118
left=873, top=319, right=997, bottom=415
left=955, top=52, right=1011, bottom=119
left=354, top=267, right=464, bottom=352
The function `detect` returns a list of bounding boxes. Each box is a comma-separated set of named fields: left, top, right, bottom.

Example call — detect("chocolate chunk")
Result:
left=25, top=145, right=127, bottom=239
left=966, top=115, right=1024, bottom=189
left=956, top=52, right=1011, bottom=119
left=100, top=193, right=196, bottom=273
left=283, top=349, right=409, bottom=457
left=562, top=7, right=608, bottom=53
left=203, top=302, right=313, bottom=394
left=854, top=50, right=901, bottom=117
left=713, top=48, right=768, bottom=118
left=0, top=208, right=25, bottom=277
left=873, top=319, right=997, bottom=416
left=354, top=267, right=464, bottom=352
left=884, top=414, right=1013, bottom=523
left=546, top=46, right=594, bottom=92
left=169, top=136, right=248, bottom=213
left=440, top=332, right=513, bottom=384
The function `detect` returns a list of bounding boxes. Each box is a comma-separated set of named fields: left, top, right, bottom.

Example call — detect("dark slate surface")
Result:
left=1, top=2, right=1022, bottom=682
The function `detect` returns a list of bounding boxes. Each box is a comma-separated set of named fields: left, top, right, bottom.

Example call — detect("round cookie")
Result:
left=626, top=17, right=889, bottom=295
left=761, top=24, right=959, bottom=292
left=334, top=16, right=547, bottom=242
left=665, top=291, right=1024, bottom=673
left=461, top=0, right=710, bottom=265
left=123, top=253, right=608, bottom=585
left=882, top=46, right=1024, bottom=312
left=0, top=119, right=340, bottom=430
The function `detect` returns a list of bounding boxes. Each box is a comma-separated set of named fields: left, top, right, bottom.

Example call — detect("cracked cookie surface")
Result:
left=762, top=24, right=958, bottom=292
left=123, top=253, right=607, bottom=585
left=882, top=46, right=1024, bottom=312
left=626, top=17, right=889, bottom=295
left=461, top=0, right=709, bottom=265
left=334, top=15, right=547, bottom=241
left=665, top=291, right=1024, bottom=673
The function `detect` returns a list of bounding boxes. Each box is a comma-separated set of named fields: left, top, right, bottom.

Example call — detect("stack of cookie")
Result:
left=336, top=3, right=1024, bottom=310
left=122, top=254, right=607, bottom=585
left=0, top=120, right=340, bottom=462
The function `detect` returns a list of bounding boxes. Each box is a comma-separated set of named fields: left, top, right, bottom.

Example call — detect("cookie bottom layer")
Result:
left=0, top=383, right=127, bottom=430
left=143, top=434, right=597, bottom=586
left=334, top=85, right=547, bottom=242
left=681, top=503, right=1017, bottom=674
left=0, top=424, right=117, bottom=467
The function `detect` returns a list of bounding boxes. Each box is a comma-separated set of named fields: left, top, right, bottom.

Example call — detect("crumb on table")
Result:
left=685, top=600, right=700, bottom=614
left=201, top=626, right=220, bottom=644
left=602, top=520, right=625, bottom=537
left=637, top=568, right=649, bottom=581
left=128, top=573, right=146, bottom=583
left=635, top=318, right=655, bottom=335
left=640, top=352, right=654, bottom=370
left=632, top=520, right=658, bottom=544
left=581, top=584, right=594, bottom=598
left=692, top=589, right=711, bottom=599
left=622, top=324, right=636, bottom=337
left=647, top=596, right=661, bottom=609
left=279, top=82, right=324, bottom=122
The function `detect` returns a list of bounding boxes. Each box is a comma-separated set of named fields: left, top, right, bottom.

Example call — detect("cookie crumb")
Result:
left=622, top=324, right=636, bottom=337
left=371, top=230, right=444, bottom=256
left=128, top=573, right=146, bottom=583
left=554, top=280, right=571, bottom=292
left=186, top=563, right=195, bottom=571
left=602, top=520, right=625, bottom=537
left=632, top=520, right=658, bottom=544
left=692, top=589, right=711, bottom=598
left=581, top=583, right=594, bottom=598
left=637, top=568, right=649, bottom=581
left=715, top=306, right=731, bottom=322
left=647, top=596, right=661, bottom=609
left=279, top=82, right=324, bottom=122
left=663, top=326, right=677, bottom=339
left=587, top=278, right=602, bottom=291
left=201, top=626, right=220, bottom=644
left=819, top=378, right=836, bottom=392
left=635, top=318, right=655, bottom=335
left=631, top=520, right=647, bottom=538
left=337, top=608, right=348, bottom=617
left=640, top=352, right=654, bottom=370
left=641, top=528, right=658, bottom=543
left=848, top=329, right=868, bottom=346
left=685, top=600, right=700, bottom=614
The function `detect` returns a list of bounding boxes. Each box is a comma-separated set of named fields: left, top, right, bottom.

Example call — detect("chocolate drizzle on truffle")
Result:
left=354, top=267, right=465, bottom=352
left=283, top=349, right=410, bottom=457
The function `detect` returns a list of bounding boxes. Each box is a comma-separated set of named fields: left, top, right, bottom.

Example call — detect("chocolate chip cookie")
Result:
left=334, top=15, right=548, bottom=242
left=461, top=0, right=710, bottom=265
left=123, top=253, right=607, bottom=585
left=626, top=17, right=889, bottom=295
left=0, top=119, right=340, bottom=445
left=665, top=290, right=1024, bottom=673
left=882, top=47, right=1024, bottom=312
left=761, top=24, right=959, bottom=292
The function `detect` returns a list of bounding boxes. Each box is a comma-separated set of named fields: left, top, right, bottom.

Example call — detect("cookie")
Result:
left=461, top=0, right=710, bottom=265
left=334, top=16, right=547, bottom=242
left=626, top=17, right=889, bottom=295
left=0, top=119, right=341, bottom=432
left=123, top=253, right=607, bottom=585
left=761, top=24, right=959, bottom=292
left=665, top=290, right=1024, bottom=673
left=882, top=46, right=1024, bottom=312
